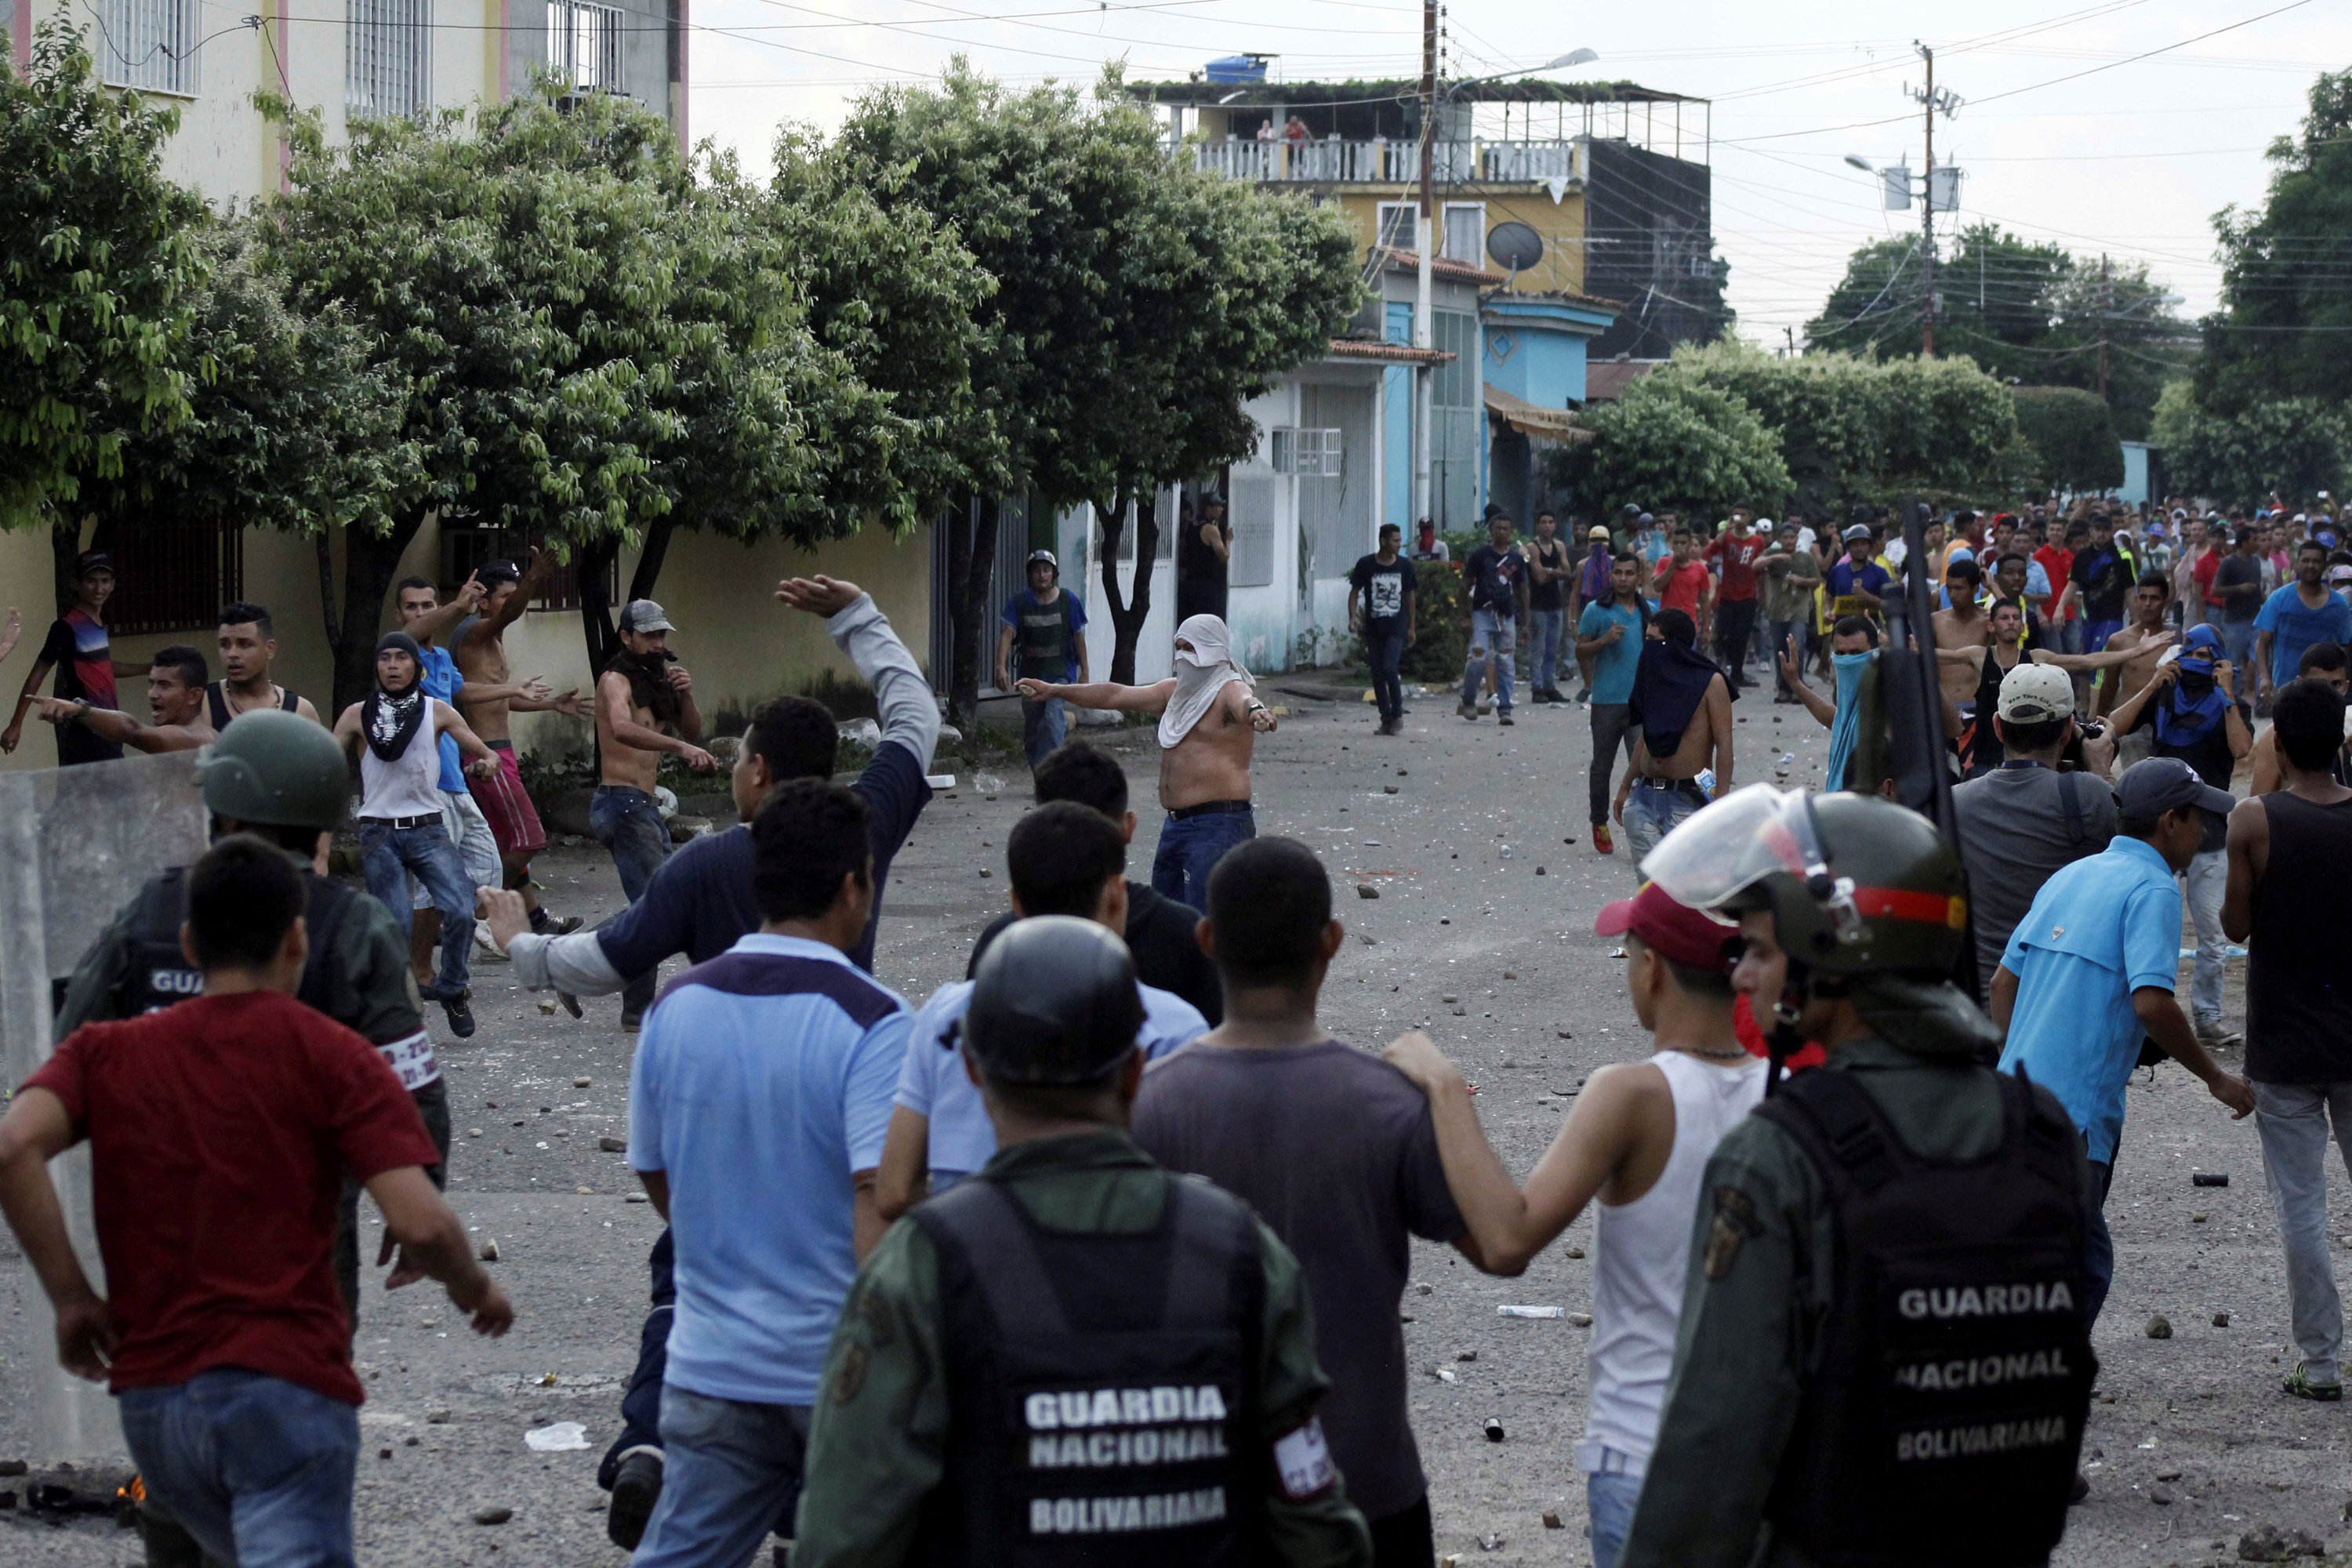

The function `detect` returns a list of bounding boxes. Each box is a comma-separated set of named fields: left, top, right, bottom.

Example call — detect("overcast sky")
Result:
left=681, top=0, right=2344, bottom=345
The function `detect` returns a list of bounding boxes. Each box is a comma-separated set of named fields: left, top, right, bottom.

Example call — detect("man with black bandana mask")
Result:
left=1619, top=788, right=2102, bottom=1568
left=595, top=600, right=720, bottom=1028
left=332, top=632, right=503, bottom=1037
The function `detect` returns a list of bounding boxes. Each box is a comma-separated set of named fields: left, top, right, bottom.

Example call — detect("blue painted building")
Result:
left=1483, top=291, right=1619, bottom=524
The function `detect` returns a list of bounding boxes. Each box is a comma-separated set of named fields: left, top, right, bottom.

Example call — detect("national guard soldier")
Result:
left=56, top=708, right=451, bottom=1312
left=1620, top=786, right=2098, bottom=1568
left=793, top=916, right=1372, bottom=1568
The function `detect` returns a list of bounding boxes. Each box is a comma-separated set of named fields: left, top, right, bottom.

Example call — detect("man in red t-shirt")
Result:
left=0, top=837, right=511, bottom=1568
left=2033, top=531, right=2078, bottom=652
left=1653, top=525, right=1714, bottom=641
left=1703, top=514, right=1766, bottom=693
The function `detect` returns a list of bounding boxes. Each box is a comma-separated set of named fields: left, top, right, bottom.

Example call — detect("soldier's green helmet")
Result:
left=194, top=708, right=350, bottom=831
left=1639, top=784, right=1968, bottom=976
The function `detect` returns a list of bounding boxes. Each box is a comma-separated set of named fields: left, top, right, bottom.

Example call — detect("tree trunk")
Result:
left=1094, top=484, right=1158, bottom=686
left=49, top=517, right=84, bottom=615
left=626, top=516, right=676, bottom=606
left=942, top=494, right=1000, bottom=732
left=577, top=534, right=623, bottom=679
left=314, top=533, right=342, bottom=656
left=330, top=517, right=424, bottom=714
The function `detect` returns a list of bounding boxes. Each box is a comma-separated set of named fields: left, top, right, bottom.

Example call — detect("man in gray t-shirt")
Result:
left=1132, top=837, right=1467, bottom=1566
left=1952, top=662, right=2119, bottom=992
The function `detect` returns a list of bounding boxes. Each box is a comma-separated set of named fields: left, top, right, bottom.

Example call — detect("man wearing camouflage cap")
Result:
left=793, top=915, right=1373, bottom=1568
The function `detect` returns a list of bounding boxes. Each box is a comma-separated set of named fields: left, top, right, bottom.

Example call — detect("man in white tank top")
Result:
left=334, top=632, right=502, bottom=1038
left=1385, top=881, right=1765, bottom=1568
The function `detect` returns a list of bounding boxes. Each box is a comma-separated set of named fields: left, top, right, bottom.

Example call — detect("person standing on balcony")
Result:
left=1178, top=492, right=1233, bottom=622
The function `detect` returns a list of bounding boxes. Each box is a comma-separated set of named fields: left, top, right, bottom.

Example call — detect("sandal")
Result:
left=2282, top=1361, right=2343, bottom=1402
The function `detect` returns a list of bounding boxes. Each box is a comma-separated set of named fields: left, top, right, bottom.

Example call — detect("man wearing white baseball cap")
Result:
left=1952, top=661, right=2119, bottom=996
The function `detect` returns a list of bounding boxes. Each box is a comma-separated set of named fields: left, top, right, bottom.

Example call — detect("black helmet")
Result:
left=965, top=916, right=1145, bottom=1085
left=1642, top=786, right=1967, bottom=976
left=195, top=708, right=350, bottom=831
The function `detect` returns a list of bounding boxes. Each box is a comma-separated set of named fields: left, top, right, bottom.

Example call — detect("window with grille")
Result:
left=105, top=521, right=243, bottom=636
left=1442, top=203, right=1485, bottom=266
left=347, top=0, right=433, bottom=119
left=1269, top=428, right=1342, bottom=478
left=548, top=0, right=625, bottom=93
left=100, top=0, right=200, bottom=96
left=1374, top=202, right=1418, bottom=255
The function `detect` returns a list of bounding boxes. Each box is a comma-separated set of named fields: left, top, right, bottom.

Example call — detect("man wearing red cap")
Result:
left=1384, top=883, right=1766, bottom=1568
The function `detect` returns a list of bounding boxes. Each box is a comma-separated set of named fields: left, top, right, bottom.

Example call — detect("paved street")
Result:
left=5, top=671, right=2348, bottom=1566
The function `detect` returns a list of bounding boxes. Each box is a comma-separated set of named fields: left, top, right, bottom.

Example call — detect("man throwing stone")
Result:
left=1016, top=613, right=1276, bottom=910
left=456, top=553, right=584, bottom=939
left=596, top=598, right=718, bottom=1029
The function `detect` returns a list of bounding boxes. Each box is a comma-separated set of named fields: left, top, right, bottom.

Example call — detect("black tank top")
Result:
left=1966, top=648, right=2015, bottom=775
left=2245, top=791, right=2352, bottom=1083
left=205, top=681, right=301, bottom=731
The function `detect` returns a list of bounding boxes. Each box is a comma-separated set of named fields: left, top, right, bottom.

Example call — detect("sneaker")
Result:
left=1592, top=823, right=1613, bottom=855
left=2282, top=1361, right=2343, bottom=1401
left=441, top=990, right=477, bottom=1040
left=1457, top=701, right=1479, bottom=720
left=1497, top=710, right=1515, bottom=726
left=622, top=1011, right=644, bottom=1033
left=530, top=908, right=583, bottom=937
left=1377, top=717, right=1401, bottom=736
left=608, top=1448, right=665, bottom=1550
left=2194, top=1017, right=2244, bottom=1051
left=2068, top=1472, right=2091, bottom=1505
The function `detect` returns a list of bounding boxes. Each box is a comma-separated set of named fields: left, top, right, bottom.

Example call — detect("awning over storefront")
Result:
left=1482, top=384, right=1590, bottom=445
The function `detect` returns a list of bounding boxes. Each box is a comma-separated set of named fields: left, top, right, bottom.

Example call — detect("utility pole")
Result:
left=1918, top=42, right=1936, bottom=358
left=2096, top=253, right=2111, bottom=401
left=1413, top=0, right=1436, bottom=531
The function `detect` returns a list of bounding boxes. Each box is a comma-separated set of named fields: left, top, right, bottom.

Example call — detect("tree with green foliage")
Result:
left=2010, top=387, right=2123, bottom=493
left=2153, top=381, right=2345, bottom=508
left=1643, top=339, right=2016, bottom=519
left=1555, top=373, right=1791, bottom=522
left=824, top=63, right=1361, bottom=710
left=1, top=21, right=209, bottom=600
left=256, top=85, right=911, bottom=708
left=1808, top=224, right=2186, bottom=441
left=2197, top=69, right=2352, bottom=416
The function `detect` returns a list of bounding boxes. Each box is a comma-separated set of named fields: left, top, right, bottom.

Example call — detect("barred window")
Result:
left=440, top=525, right=615, bottom=614
left=106, top=521, right=244, bottom=636
left=347, top=0, right=433, bottom=120
left=548, top=0, right=624, bottom=94
left=99, top=0, right=200, bottom=96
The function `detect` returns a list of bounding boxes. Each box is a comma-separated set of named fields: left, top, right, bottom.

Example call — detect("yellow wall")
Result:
left=1334, top=189, right=1590, bottom=297
left=0, top=521, right=933, bottom=772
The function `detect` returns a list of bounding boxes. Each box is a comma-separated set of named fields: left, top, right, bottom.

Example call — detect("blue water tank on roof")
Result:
left=1205, top=55, right=1269, bottom=84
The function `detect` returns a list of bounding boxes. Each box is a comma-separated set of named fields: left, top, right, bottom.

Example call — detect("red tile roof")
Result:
left=1327, top=339, right=1455, bottom=365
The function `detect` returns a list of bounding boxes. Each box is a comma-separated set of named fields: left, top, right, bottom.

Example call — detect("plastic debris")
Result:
left=525, top=1422, right=589, bottom=1453
left=971, top=771, right=1005, bottom=797
left=924, top=774, right=957, bottom=789
left=1497, top=1305, right=1563, bottom=1319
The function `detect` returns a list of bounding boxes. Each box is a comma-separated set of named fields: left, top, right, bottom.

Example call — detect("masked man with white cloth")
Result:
left=1016, top=613, right=1276, bottom=908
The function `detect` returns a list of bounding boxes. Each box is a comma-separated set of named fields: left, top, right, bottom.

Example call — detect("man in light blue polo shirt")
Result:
left=876, top=801, right=1205, bottom=1217
left=626, top=779, right=910, bottom=1568
left=2254, top=539, right=2352, bottom=704
left=1992, top=757, right=2256, bottom=1326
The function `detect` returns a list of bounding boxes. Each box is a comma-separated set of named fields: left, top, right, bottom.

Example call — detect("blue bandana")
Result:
left=2152, top=624, right=2230, bottom=748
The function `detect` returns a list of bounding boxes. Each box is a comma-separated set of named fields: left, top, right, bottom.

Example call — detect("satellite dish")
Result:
left=1486, top=221, right=1544, bottom=274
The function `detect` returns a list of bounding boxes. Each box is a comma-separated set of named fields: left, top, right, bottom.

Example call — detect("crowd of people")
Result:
left=1, top=482, right=2350, bottom=1568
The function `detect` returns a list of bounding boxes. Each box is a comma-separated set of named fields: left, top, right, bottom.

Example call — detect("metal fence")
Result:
left=99, top=0, right=200, bottom=95
left=548, top=0, right=626, bottom=93
left=1183, top=137, right=1583, bottom=187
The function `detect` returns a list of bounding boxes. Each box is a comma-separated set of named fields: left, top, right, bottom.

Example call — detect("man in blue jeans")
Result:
left=332, top=632, right=503, bottom=1037
left=0, top=836, right=512, bottom=1568
left=595, top=600, right=720, bottom=1029
left=1456, top=512, right=1528, bottom=724
left=996, top=548, right=1089, bottom=771
left=1993, top=758, right=2256, bottom=1327
left=1017, top=613, right=1276, bottom=909
left=626, top=780, right=910, bottom=1568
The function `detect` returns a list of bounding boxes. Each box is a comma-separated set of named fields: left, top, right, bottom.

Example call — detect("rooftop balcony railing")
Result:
left=1181, top=136, right=1588, bottom=186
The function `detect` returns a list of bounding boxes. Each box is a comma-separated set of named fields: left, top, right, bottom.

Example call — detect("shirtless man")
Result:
left=456, top=552, right=584, bottom=935
left=1613, top=609, right=1732, bottom=868
left=2249, top=641, right=2351, bottom=793
left=1015, top=612, right=1276, bottom=909
left=1936, top=600, right=2161, bottom=775
left=2094, top=572, right=2176, bottom=760
left=208, top=602, right=321, bottom=728
left=594, top=598, right=717, bottom=1027
left=34, top=644, right=213, bottom=753
left=1930, top=557, right=1994, bottom=711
